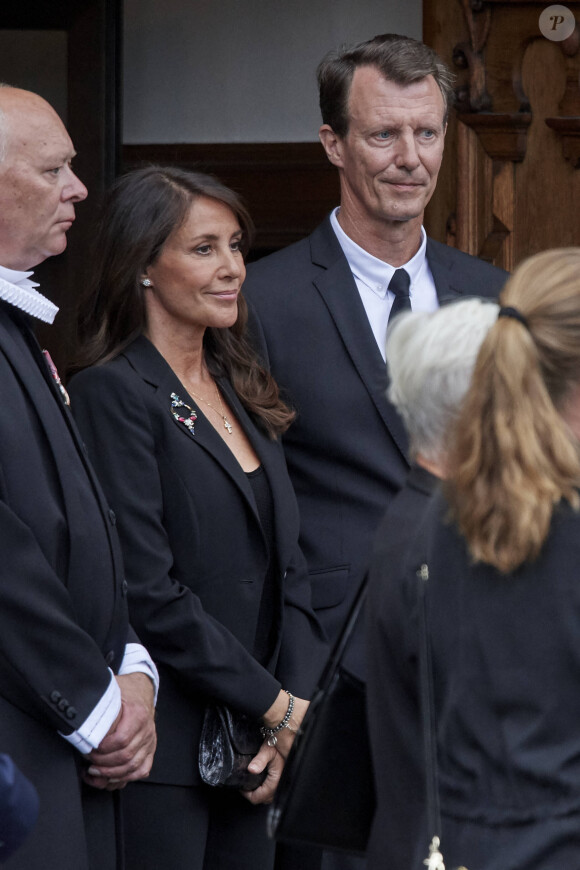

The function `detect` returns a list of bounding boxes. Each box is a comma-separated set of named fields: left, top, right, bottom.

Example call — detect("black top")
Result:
left=366, top=463, right=439, bottom=870
left=370, top=484, right=580, bottom=870
left=246, top=464, right=277, bottom=665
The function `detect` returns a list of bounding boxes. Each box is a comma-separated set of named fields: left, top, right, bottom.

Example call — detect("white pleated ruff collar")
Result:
left=0, top=264, right=59, bottom=325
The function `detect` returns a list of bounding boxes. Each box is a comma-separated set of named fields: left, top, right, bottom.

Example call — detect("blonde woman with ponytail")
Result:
left=449, top=248, right=580, bottom=573
left=371, top=249, right=580, bottom=870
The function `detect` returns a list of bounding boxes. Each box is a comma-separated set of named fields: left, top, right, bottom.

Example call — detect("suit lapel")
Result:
left=426, top=237, right=464, bottom=304
left=123, top=337, right=266, bottom=528
left=309, top=219, right=409, bottom=459
left=0, top=309, right=104, bottom=495
left=0, top=308, right=122, bottom=575
left=0, top=309, right=71, bottom=432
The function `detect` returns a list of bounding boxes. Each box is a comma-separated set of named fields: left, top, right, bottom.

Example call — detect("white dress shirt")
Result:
left=330, top=208, right=439, bottom=361
left=0, top=263, right=159, bottom=754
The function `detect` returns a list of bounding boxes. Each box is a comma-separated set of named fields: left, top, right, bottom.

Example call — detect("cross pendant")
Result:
left=224, top=418, right=233, bottom=434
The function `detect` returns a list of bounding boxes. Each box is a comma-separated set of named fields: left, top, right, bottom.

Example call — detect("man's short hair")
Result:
left=317, top=33, right=455, bottom=138
left=386, top=298, right=499, bottom=464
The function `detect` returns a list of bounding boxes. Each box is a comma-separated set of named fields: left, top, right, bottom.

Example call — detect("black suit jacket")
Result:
left=0, top=304, right=129, bottom=870
left=371, top=489, right=580, bottom=870
left=244, top=215, right=507, bottom=645
left=69, top=336, right=326, bottom=786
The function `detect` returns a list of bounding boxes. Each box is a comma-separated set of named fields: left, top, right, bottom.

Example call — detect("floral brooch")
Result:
left=170, top=392, right=197, bottom=435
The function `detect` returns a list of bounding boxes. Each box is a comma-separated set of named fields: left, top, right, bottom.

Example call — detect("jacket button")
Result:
left=50, top=690, right=61, bottom=704
left=122, top=580, right=128, bottom=597
left=105, top=650, right=115, bottom=665
left=108, top=509, right=116, bottom=525
left=57, top=698, right=69, bottom=711
left=66, top=707, right=77, bottom=720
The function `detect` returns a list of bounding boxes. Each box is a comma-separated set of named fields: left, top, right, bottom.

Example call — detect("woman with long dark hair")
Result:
left=69, top=166, right=326, bottom=870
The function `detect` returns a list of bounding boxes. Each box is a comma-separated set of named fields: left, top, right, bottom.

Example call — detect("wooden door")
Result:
left=425, top=0, right=580, bottom=271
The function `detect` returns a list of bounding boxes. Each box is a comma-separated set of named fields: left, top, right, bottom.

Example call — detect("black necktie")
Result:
left=387, top=268, right=411, bottom=326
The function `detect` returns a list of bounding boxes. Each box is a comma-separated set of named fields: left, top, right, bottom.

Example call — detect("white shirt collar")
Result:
left=0, top=264, right=59, bottom=324
left=330, top=207, right=427, bottom=299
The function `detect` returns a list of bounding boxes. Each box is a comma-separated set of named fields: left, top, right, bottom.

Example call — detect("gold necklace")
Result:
left=188, top=383, right=234, bottom=435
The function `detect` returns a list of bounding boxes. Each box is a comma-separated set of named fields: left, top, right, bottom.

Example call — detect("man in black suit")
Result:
left=0, top=85, right=157, bottom=869
left=244, top=35, right=505, bottom=868
left=244, top=33, right=506, bottom=651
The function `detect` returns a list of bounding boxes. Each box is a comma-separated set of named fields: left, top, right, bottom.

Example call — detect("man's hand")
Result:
left=240, top=741, right=284, bottom=805
left=83, top=673, right=156, bottom=791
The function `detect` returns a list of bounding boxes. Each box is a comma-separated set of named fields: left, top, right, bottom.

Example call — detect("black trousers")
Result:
left=275, top=844, right=367, bottom=870
left=123, top=780, right=274, bottom=870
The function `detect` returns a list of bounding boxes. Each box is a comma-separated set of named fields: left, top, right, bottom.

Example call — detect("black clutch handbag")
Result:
left=267, top=578, right=375, bottom=854
left=198, top=704, right=267, bottom=791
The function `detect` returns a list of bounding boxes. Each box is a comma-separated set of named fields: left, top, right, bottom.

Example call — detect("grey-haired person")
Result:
left=366, top=296, right=498, bottom=869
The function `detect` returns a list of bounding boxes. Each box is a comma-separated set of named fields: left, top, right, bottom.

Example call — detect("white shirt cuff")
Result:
left=59, top=644, right=159, bottom=756
left=60, top=670, right=121, bottom=755
left=118, top=642, right=159, bottom=705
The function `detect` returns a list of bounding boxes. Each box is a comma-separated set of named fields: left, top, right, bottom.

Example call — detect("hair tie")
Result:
left=498, top=306, right=529, bottom=330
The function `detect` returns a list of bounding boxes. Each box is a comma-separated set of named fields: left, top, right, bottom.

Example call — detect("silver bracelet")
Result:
left=261, top=690, right=295, bottom=746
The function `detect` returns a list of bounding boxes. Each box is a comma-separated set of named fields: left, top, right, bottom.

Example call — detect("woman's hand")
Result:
left=240, top=740, right=284, bottom=805
left=261, top=690, right=309, bottom=760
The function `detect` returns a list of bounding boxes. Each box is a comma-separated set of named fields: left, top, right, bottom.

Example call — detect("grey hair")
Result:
left=386, top=298, right=500, bottom=464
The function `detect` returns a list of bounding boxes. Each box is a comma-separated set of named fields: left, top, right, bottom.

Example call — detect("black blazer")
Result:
left=373, top=490, right=580, bottom=870
left=69, top=336, right=326, bottom=786
left=0, top=304, right=129, bottom=870
left=244, top=215, right=507, bottom=645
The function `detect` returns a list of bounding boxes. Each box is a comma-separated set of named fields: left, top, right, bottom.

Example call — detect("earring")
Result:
left=141, top=278, right=152, bottom=287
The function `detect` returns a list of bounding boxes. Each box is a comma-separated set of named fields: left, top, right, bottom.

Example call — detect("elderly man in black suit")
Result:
left=244, top=33, right=506, bottom=870
left=0, top=85, right=157, bottom=870
left=366, top=297, right=499, bottom=870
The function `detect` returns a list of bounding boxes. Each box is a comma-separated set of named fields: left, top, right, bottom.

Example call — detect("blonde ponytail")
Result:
left=446, top=249, right=580, bottom=573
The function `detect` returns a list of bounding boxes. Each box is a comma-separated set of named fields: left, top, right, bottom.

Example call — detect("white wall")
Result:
left=123, top=0, right=422, bottom=143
